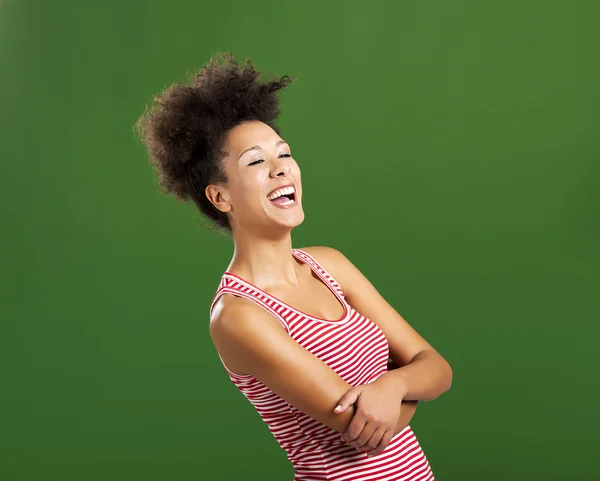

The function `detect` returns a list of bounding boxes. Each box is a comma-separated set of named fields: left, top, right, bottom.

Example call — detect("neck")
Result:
left=228, top=227, right=300, bottom=289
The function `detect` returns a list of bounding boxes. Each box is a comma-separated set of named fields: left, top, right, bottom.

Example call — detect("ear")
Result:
left=205, top=184, right=232, bottom=213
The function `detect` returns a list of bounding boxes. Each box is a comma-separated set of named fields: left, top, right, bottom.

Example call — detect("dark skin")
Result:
left=208, top=121, right=453, bottom=457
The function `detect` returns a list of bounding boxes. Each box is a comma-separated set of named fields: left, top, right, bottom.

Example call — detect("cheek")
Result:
left=231, top=176, right=264, bottom=208
left=292, top=163, right=302, bottom=182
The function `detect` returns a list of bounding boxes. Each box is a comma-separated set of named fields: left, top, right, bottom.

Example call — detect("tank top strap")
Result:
left=210, top=275, right=290, bottom=333
left=292, top=248, right=346, bottom=299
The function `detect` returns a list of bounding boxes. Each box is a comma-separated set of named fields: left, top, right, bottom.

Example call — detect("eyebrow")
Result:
left=238, top=140, right=288, bottom=160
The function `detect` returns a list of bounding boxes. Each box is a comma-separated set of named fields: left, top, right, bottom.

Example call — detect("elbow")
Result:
left=442, top=360, right=453, bottom=394
left=433, top=352, right=453, bottom=395
left=402, top=350, right=453, bottom=402
left=424, top=357, right=453, bottom=402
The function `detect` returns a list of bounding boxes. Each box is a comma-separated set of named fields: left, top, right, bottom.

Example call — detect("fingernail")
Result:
left=334, top=405, right=341, bottom=412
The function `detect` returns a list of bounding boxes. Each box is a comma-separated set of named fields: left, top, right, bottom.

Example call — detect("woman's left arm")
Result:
left=304, top=246, right=453, bottom=402
left=302, top=246, right=452, bottom=456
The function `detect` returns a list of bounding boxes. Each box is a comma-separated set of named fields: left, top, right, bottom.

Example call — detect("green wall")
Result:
left=2, top=1, right=598, bottom=480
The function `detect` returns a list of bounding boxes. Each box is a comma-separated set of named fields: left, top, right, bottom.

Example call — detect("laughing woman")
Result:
left=135, top=53, right=452, bottom=481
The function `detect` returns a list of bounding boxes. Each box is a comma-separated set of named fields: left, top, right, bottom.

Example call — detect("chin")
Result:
left=292, top=215, right=305, bottom=228
left=275, top=209, right=305, bottom=230
left=282, top=212, right=305, bottom=230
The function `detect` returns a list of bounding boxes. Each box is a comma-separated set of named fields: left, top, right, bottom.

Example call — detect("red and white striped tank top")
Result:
left=210, top=248, right=434, bottom=481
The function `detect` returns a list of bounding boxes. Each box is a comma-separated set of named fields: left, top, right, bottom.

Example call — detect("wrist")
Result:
left=378, top=369, right=409, bottom=400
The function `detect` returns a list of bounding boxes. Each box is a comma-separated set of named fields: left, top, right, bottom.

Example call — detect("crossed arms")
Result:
left=210, top=246, right=452, bottom=456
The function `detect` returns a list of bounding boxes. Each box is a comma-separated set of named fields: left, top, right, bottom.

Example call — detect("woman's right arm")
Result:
left=211, top=295, right=417, bottom=455
left=210, top=294, right=359, bottom=434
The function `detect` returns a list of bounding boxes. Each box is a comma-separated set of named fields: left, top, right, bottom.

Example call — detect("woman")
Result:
left=136, top=52, right=452, bottom=481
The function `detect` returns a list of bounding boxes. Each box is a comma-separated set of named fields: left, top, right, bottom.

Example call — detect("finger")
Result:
left=341, top=413, right=366, bottom=443
left=366, top=429, right=394, bottom=457
left=361, top=428, right=385, bottom=454
left=348, top=422, right=377, bottom=450
left=334, top=387, right=360, bottom=414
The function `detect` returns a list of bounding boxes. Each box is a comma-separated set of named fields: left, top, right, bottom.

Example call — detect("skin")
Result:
left=208, top=121, right=453, bottom=457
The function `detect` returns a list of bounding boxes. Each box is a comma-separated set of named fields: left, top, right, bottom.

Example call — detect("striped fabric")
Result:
left=210, top=249, right=434, bottom=481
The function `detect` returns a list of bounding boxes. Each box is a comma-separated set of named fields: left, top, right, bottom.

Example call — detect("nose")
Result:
left=270, top=156, right=291, bottom=178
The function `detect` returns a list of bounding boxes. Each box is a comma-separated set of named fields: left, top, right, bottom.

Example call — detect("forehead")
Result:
left=224, top=121, right=280, bottom=153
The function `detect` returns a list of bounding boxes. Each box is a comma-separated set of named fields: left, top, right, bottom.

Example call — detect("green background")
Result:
left=2, top=1, right=599, bottom=480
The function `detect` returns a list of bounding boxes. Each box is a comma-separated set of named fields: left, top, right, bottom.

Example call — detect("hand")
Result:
left=333, top=375, right=407, bottom=457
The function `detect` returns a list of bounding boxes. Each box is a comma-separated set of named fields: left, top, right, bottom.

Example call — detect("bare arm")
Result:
left=210, top=294, right=409, bottom=436
left=397, top=400, right=418, bottom=431
left=302, top=246, right=453, bottom=403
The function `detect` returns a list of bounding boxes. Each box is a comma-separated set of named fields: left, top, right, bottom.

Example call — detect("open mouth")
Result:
left=267, top=185, right=296, bottom=206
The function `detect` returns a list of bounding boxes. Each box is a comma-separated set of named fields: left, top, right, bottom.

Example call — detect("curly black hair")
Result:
left=134, top=52, right=293, bottom=231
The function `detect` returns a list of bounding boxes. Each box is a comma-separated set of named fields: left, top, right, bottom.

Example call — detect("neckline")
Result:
left=223, top=249, right=349, bottom=323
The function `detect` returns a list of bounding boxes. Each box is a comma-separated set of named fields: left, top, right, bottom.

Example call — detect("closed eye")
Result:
left=248, top=154, right=292, bottom=166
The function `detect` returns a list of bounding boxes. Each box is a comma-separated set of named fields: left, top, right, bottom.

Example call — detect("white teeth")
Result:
left=267, top=185, right=296, bottom=200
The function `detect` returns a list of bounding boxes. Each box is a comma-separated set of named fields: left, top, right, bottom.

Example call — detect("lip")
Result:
left=266, top=183, right=299, bottom=210
left=270, top=194, right=299, bottom=209
left=267, top=183, right=295, bottom=198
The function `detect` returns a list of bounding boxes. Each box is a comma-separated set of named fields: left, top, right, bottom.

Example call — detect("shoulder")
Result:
left=297, top=245, right=348, bottom=266
left=210, top=292, right=289, bottom=375
left=297, top=245, right=348, bottom=273
left=210, top=293, right=284, bottom=342
left=297, top=246, right=358, bottom=292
